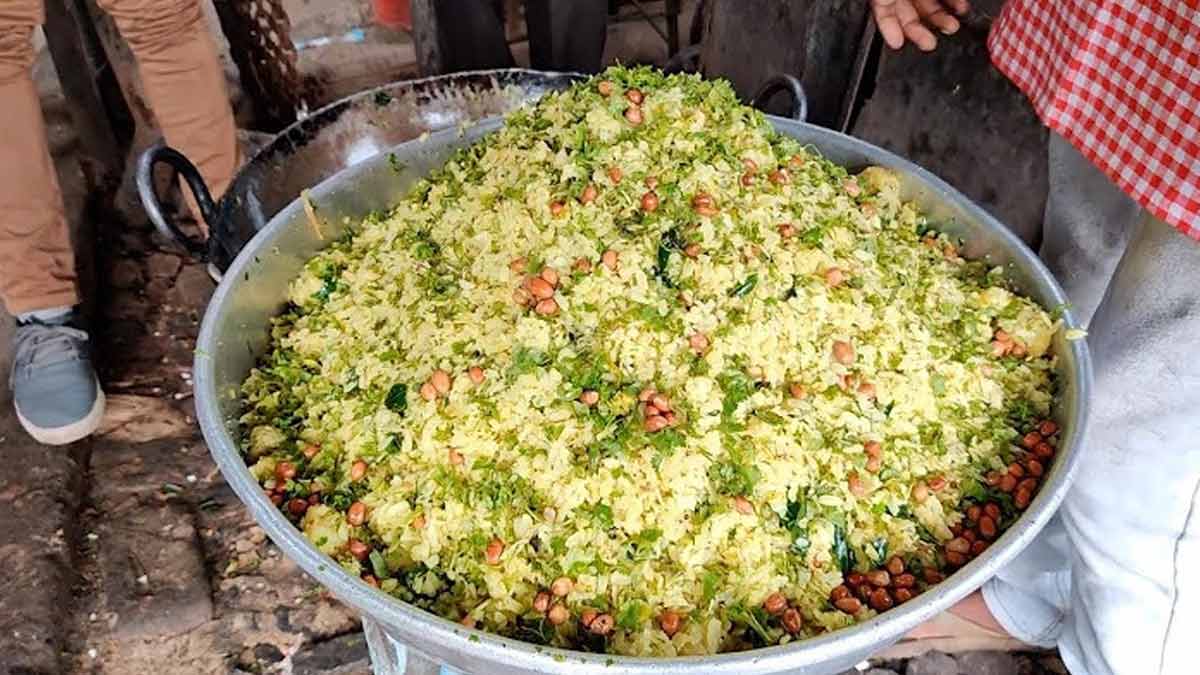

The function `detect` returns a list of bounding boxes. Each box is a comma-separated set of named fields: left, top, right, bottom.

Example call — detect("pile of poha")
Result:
left=239, top=66, right=1062, bottom=656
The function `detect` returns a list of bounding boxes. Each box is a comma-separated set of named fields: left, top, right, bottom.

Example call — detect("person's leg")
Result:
left=0, top=0, right=79, bottom=316
left=97, top=0, right=240, bottom=228
left=1038, top=132, right=1142, bottom=326
left=1, top=2, right=106, bottom=446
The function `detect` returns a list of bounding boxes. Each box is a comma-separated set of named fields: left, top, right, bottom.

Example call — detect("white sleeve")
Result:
left=989, top=215, right=1200, bottom=675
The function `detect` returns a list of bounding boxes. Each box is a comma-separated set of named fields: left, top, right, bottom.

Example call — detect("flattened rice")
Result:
left=239, top=67, right=1061, bottom=656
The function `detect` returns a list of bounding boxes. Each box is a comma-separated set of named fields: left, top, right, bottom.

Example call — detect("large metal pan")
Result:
left=172, top=83, right=1090, bottom=674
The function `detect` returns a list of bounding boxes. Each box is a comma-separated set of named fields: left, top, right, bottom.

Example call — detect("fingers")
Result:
left=871, top=0, right=908, bottom=50
left=873, top=0, right=964, bottom=51
left=917, top=0, right=962, bottom=34
left=896, top=0, right=939, bottom=51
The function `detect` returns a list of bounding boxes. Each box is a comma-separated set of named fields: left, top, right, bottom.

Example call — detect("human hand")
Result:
left=870, top=0, right=971, bottom=52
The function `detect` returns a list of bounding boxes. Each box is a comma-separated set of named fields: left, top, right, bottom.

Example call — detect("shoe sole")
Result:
left=15, top=379, right=107, bottom=446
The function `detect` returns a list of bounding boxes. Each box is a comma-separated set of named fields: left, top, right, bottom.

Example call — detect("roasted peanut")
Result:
left=866, top=570, right=891, bottom=587
left=832, top=340, right=855, bottom=364
left=347, top=501, right=367, bottom=526
left=644, top=415, right=669, bottom=432
left=984, top=503, right=1002, bottom=521
left=911, top=482, right=930, bottom=503
left=485, top=537, right=505, bottom=565
left=946, top=537, right=971, bottom=554
left=548, top=603, right=570, bottom=625
left=848, top=472, right=867, bottom=497
left=868, top=588, right=894, bottom=611
left=580, top=183, right=598, bottom=204
left=763, top=592, right=788, bottom=616
left=589, top=613, right=614, bottom=635
left=978, top=516, right=997, bottom=539
left=551, top=576, right=574, bottom=597
left=1014, top=487, right=1033, bottom=509
left=275, top=462, right=297, bottom=482
left=835, top=597, right=863, bottom=614
left=692, top=192, right=718, bottom=216
left=431, top=369, right=452, bottom=394
left=966, top=505, right=982, bottom=523
left=998, top=474, right=1018, bottom=493
left=659, top=611, right=682, bottom=637
left=781, top=608, right=803, bottom=634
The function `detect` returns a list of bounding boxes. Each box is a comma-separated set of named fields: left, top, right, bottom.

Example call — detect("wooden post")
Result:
left=410, top=0, right=445, bottom=76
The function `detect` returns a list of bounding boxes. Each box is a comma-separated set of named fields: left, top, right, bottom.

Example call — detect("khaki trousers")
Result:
left=0, top=0, right=238, bottom=315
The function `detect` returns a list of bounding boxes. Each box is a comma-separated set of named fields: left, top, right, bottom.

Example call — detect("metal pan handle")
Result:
left=751, top=74, right=809, bottom=123
left=136, top=142, right=217, bottom=261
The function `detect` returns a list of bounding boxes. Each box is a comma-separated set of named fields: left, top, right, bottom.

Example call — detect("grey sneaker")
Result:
left=10, top=312, right=105, bottom=445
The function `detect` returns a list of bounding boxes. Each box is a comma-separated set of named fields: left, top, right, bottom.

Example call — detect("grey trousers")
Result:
left=984, top=134, right=1200, bottom=675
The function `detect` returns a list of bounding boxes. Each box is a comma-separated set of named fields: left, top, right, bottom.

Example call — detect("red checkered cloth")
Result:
left=988, top=0, right=1200, bottom=241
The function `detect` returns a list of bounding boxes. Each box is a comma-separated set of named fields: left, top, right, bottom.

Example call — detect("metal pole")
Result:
left=41, top=0, right=133, bottom=184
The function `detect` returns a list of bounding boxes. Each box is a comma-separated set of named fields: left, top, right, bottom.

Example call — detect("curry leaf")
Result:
left=728, top=274, right=759, bottom=298
left=385, top=383, right=408, bottom=414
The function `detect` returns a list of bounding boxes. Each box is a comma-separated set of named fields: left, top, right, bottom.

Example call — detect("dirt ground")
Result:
left=1, top=2, right=1066, bottom=674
